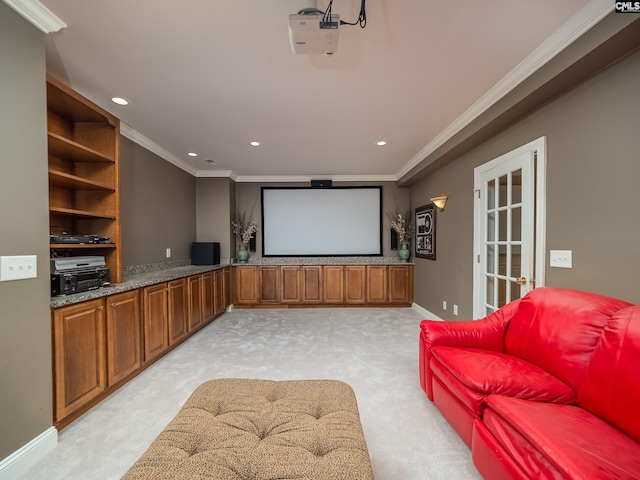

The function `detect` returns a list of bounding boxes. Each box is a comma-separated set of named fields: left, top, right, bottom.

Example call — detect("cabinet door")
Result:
left=188, top=275, right=204, bottom=332
left=345, top=266, right=366, bottom=304
left=323, top=266, right=345, bottom=304
left=302, top=266, right=322, bottom=304
left=234, top=266, right=259, bottom=304
left=168, top=278, right=188, bottom=345
left=202, top=271, right=214, bottom=323
left=281, top=266, right=302, bottom=304
left=106, top=290, right=141, bottom=386
left=214, top=269, right=225, bottom=316
left=389, top=265, right=414, bottom=305
left=366, top=266, right=389, bottom=304
left=53, top=299, right=106, bottom=422
left=223, top=267, right=232, bottom=309
left=142, top=283, right=168, bottom=363
left=260, top=266, right=280, bottom=303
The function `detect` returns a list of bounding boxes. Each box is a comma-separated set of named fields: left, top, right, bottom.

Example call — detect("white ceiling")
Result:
left=34, top=0, right=605, bottom=181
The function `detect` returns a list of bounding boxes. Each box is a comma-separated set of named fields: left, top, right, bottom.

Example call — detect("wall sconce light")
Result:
left=430, top=195, right=448, bottom=211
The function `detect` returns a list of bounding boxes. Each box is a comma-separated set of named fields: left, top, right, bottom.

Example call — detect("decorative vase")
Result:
left=237, top=244, right=249, bottom=264
left=398, top=242, right=410, bottom=263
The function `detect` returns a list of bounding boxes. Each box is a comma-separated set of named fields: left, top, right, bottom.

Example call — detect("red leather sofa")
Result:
left=419, top=287, right=640, bottom=479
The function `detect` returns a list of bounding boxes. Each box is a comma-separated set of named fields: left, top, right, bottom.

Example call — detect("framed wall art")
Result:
left=415, top=203, right=436, bottom=260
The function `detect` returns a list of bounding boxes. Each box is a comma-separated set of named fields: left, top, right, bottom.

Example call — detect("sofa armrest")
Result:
left=419, top=299, right=521, bottom=400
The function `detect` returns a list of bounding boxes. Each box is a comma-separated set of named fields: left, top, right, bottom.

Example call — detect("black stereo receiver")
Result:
left=51, top=268, right=110, bottom=296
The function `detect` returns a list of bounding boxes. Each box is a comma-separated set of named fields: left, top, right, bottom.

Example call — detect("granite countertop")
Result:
left=50, top=264, right=227, bottom=308
left=50, top=256, right=412, bottom=308
left=239, top=256, right=413, bottom=266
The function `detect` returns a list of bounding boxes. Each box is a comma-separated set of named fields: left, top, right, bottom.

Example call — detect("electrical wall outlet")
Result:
left=166, top=248, right=171, bottom=258
left=0, top=255, right=37, bottom=281
left=442, top=300, right=447, bottom=310
left=550, top=250, right=572, bottom=268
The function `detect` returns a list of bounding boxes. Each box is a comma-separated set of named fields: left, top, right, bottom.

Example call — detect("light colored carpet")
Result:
left=16, top=307, right=482, bottom=480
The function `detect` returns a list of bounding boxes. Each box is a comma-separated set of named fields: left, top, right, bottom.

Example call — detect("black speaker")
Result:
left=310, top=179, right=332, bottom=188
left=191, top=242, right=220, bottom=265
left=390, top=229, right=398, bottom=250
left=249, top=236, right=256, bottom=252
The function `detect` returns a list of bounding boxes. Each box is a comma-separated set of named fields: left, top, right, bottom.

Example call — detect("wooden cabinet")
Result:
left=389, top=265, right=414, bottom=305
left=105, top=290, right=141, bottom=386
left=323, top=266, right=345, bottom=304
left=168, top=278, right=188, bottom=345
left=46, top=75, right=122, bottom=282
left=187, top=274, right=203, bottom=331
left=302, top=266, right=323, bottom=304
left=202, top=271, right=214, bottom=324
left=259, top=266, right=280, bottom=303
left=345, top=266, right=367, bottom=304
left=52, top=268, right=228, bottom=428
left=53, top=299, right=106, bottom=422
left=366, top=265, right=388, bottom=304
left=234, top=266, right=259, bottom=304
left=231, top=264, right=412, bottom=307
left=142, top=283, right=168, bottom=363
left=281, top=266, right=302, bottom=304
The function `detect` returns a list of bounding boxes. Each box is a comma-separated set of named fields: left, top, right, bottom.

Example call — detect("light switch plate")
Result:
left=550, top=250, right=572, bottom=268
left=0, top=255, right=38, bottom=281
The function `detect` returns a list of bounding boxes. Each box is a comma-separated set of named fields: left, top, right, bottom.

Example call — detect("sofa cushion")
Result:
left=505, top=287, right=632, bottom=390
left=431, top=346, right=575, bottom=416
left=483, top=395, right=640, bottom=480
left=578, top=306, right=640, bottom=443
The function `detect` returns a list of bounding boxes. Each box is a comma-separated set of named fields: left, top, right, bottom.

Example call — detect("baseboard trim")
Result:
left=0, top=427, right=57, bottom=480
left=412, top=303, right=442, bottom=321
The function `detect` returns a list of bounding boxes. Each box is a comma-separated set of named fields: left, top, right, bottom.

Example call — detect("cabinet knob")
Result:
left=111, top=302, right=117, bottom=307
left=98, top=306, right=105, bottom=311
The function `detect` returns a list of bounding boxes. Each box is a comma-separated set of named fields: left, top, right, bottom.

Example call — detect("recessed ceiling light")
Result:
left=376, top=141, right=387, bottom=146
left=187, top=152, right=198, bottom=157
left=111, top=97, right=129, bottom=106
left=250, top=141, right=261, bottom=147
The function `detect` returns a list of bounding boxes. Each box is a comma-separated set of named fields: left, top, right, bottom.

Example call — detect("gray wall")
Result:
left=0, top=4, right=52, bottom=459
left=234, top=181, right=410, bottom=258
left=120, top=137, right=197, bottom=266
left=196, top=178, right=235, bottom=259
left=411, top=48, right=640, bottom=319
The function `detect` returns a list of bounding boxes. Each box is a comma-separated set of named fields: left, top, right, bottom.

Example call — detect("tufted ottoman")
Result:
left=122, top=378, right=375, bottom=479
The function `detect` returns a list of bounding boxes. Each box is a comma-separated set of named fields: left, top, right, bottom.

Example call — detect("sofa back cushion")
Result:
left=504, top=287, right=632, bottom=390
left=578, top=306, right=640, bottom=442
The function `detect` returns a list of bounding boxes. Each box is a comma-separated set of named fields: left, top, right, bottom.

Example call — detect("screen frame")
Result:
left=260, top=186, right=383, bottom=257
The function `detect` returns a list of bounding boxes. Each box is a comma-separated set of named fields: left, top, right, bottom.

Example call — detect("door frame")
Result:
left=472, top=136, right=547, bottom=318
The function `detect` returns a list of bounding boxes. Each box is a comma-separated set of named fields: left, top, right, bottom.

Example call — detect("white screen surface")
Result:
left=261, top=187, right=382, bottom=256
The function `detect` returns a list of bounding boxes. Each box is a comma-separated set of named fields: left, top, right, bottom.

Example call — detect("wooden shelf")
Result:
left=47, top=76, right=115, bottom=124
left=48, top=132, right=114, bottom=163
left=47, top=74, right=122, bottom=283
left=50, top=243, right=117, bottom=249
left=49, top=169, right=115, bottom=191
left=49, top=207, right=116, bottom=220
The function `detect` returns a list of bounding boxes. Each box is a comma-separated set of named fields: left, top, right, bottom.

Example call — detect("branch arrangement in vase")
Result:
left=388, top=211, right=414, bottom=244
left=232, top=211, right=257, bottom=247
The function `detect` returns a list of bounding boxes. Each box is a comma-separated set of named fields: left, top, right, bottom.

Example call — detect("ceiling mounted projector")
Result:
left=289, top=12, right=340, bottom=55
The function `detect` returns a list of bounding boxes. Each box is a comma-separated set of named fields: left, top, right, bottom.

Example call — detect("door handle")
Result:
left=515, top=277, right=528, bottom=285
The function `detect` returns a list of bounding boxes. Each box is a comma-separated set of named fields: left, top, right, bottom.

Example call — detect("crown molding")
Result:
left=3, top=0, right=66, bottom=33
left=396, top=0, right=612, bottom=180
left=120, top=123, right=198, bottom=176
left=195, top=169, right=237, bottom=180
left=232, top=174, right=398, bottom=183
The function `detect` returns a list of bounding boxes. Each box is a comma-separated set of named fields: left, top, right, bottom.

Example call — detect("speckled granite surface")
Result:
left=50, top=256, right=412, bottom=308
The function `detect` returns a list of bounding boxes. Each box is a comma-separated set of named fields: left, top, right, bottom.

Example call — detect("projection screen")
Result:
left=261, top=186, right=382, bottom=256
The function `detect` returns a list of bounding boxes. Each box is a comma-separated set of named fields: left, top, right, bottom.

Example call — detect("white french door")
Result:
left=473, top=137, right=546, bottom=319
